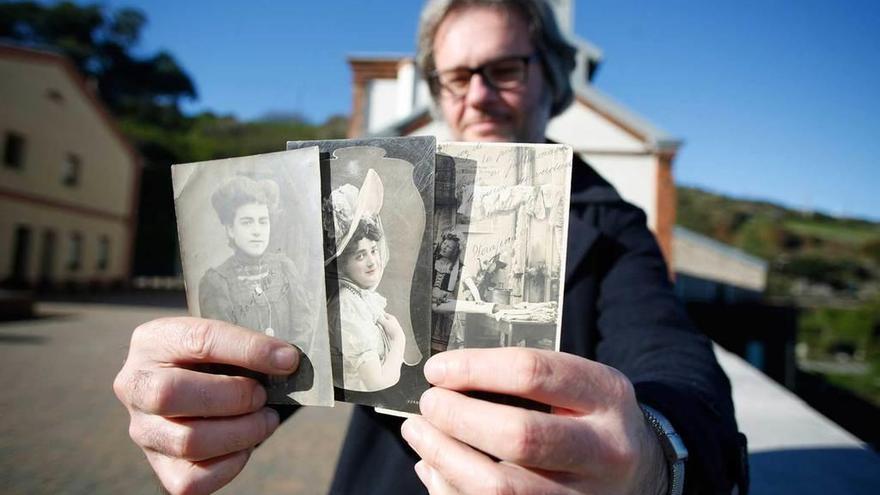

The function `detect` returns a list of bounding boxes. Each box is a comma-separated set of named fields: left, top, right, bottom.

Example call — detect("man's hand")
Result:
left=112, top=317, right=299, bottom=495
left=401, top=348, right=668, bottom=495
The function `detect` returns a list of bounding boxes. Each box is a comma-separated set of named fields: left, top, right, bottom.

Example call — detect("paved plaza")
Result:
left=4, top=301, right=878, bottom=494
left=0, top=302, right=353, bottom=495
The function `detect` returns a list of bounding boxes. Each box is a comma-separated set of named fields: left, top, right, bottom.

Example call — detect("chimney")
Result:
left=548, top=0, right=574, bottom=37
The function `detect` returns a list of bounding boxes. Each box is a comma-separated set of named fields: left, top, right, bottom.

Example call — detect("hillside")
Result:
left=678, top=186, right=880, bottom=406
left=120, top=112, right=349, bottom=168
left=677, top=186, right=880, bottom=302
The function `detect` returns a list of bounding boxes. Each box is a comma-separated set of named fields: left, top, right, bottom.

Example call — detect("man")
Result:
left=113, top=1, right=747, bottom=493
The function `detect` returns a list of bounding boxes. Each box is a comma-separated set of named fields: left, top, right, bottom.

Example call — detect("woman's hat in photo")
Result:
left=323, top=168, right=384, bottom=266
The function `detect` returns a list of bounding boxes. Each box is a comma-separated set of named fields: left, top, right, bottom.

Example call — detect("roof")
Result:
left=568, top=34, right=603, bottom=81
left=571, top=79, right=682, bottom=151
left=674, top=225, right=769, bottom=272
left=347, top=53, right=413, bottom=63
left=571, top=34, right=603, bottom=64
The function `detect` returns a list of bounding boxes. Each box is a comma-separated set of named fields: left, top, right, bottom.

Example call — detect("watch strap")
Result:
left=641, top=404, right=688, bottom=495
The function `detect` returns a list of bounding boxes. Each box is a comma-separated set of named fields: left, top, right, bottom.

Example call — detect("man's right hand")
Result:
left=112, top=317, right=299, bottom=495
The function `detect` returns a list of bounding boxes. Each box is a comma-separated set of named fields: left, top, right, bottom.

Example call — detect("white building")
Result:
left=0, top=44, right=140, bottom=289
left=345, top=1, right=767, bottom=298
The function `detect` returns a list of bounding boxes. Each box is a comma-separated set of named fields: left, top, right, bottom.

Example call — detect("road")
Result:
left=0, top=302, right=352, bottom=495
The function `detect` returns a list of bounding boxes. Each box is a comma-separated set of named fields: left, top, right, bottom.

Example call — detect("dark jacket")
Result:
left=200, top=251, right=315, bottom=396
left=284, top=157, right=747, bottom=494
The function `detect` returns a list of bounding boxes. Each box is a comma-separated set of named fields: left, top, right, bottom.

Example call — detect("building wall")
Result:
left=365, top=78, right=400, bottom=133
left=408, top=119, right=452, bottom=140
left=0, top=52, right=137, bottom=286
left=0, top=58, right=135, bottom=216
left=413, top=78, right=433, bottom=111
left=580, top=153, right=659, bottom=231
left=353, top=56, right=676, bottom=262
left=547, top=101, right=646, bottom=153
left=674, top=273, right=764, bottom=304
left=0, top=197, right=129, bottom=284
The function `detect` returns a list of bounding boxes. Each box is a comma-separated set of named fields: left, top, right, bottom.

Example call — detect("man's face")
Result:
left=227, top=202, right=270, bottom=258
left=432, top=6, right=551, bottom=143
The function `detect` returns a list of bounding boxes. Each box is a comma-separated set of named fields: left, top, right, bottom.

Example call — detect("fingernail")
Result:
left=414, top=460, right=432, bottom=485
left=252, top=385, right=267, bottom=409
left=424, top=356, right=446, bottom=383
left=401, top=418, right=421, bottom=446
left=419, top=387, right=436, bottom=416
left=272, top=346, right=298, bottom=370
left=264, top=407, right=280, bottom=432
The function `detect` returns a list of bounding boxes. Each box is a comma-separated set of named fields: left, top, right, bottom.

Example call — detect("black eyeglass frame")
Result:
left=429, top=52, right=539, bottom=98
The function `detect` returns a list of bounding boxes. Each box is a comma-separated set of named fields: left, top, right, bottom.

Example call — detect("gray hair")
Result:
left=416, top=0, right=576, bottom=117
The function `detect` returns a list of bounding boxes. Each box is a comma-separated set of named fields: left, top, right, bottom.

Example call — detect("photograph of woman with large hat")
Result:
left=290, top=137, right=436, bottom=414
left=323, top=169, right=408, bottom=393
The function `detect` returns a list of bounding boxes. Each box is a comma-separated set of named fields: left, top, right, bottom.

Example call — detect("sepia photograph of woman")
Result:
left=198, top=175, right=314, bottom=393
left=324, top=169, right=407, bottom=392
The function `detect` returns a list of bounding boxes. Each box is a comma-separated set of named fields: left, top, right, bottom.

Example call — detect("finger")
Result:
left=145, top=448, right=252, bottom=495
left=415, top=461, right=459, bottom=495
left=131, top=408, right=280, bottom=461
left=122, top=366, right=267, bottom=417
left=132, top=317, right=299, bottom=374
left=423, top=348, right=631, bottom=411
left=419, top=387, right=602, bottom=474
left=402, top=416, right=563, bottom=495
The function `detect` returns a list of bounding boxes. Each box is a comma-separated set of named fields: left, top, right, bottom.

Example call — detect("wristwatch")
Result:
left=640, top=404, right=688, bottom=495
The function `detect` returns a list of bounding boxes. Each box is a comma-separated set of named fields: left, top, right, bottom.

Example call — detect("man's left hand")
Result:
left=401, top=348, right=667, bottom=495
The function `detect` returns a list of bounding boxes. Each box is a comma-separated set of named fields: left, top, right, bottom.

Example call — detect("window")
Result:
left=97, top=235, right=110, bottom=271
left=46, top=88, right=65, bottom=104
left=3, top=132, right=26, bottom=169
left=39, top=230, right=57, bottom=282
left=10, top=225, right=32, bottom=282
left=67, top=232, right=82, bottom=271
left=62, top=153, right=81, bottom=186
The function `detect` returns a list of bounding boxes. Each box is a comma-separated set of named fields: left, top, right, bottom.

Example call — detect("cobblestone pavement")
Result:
left=0, top=303, right=352, bottom=495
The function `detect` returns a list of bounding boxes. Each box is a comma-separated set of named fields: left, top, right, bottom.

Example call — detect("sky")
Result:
left=75, top=0, right=879, bottom=221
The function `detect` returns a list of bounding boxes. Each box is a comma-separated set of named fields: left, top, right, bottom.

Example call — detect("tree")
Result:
left=2, top=1, right=351, bottom=276
left=0, top=1, right=196, bottom=121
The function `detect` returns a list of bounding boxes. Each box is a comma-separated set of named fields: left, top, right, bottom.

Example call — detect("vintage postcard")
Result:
left=431, top=142, right=573, bottom=356
left=287, top=137, right=435, bottom=415
left=171, top=147, right=334, bottom=407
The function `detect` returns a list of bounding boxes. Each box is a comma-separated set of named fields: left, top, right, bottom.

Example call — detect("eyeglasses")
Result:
left=430, top=53, right=537, bottom=98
